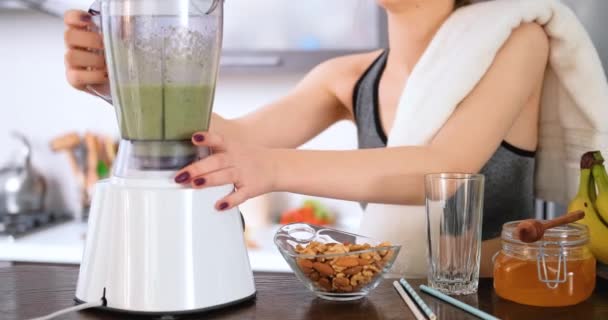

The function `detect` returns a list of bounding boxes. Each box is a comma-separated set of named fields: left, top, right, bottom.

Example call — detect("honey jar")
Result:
left=493, top=221, right=596, bottom=307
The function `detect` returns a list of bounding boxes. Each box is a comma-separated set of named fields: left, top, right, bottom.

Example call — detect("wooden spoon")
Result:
left=515, top=210, right=585, bottom=243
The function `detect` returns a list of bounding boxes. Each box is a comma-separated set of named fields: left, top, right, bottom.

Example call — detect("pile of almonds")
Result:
left=294, top=241, right=394, bottom=293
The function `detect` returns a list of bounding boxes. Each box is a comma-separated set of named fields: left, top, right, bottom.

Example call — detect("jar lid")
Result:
left=501, top=221, right=589, bottom=246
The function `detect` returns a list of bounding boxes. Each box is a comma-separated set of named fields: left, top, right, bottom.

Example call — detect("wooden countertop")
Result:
left=1, top=266, right=607, bottom=320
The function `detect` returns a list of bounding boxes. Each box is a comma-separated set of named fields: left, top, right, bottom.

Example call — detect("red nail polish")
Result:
left=193, top=134, right=205, bottom=142
left=219, top=202, right=229, bottom=210
left=174, top=172, right=190, bottom=183
left=194, top=178, right=206, bottom=186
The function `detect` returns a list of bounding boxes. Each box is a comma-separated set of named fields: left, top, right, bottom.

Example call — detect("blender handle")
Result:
left=86, top=0, right=113, bottom=104
left=205, top=0, right=223, bottom=15
left=190, top=0, right=223, bottom=16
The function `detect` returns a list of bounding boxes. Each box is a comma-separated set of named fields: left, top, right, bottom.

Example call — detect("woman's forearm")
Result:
left=271, top=147, right=456, bottom=205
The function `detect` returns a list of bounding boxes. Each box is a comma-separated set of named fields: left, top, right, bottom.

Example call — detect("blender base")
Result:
left=75, top=177, right=256, bottom=313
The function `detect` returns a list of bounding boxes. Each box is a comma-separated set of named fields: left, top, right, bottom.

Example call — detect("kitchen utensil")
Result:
left=494, top=221, right=595, bottom=307
left=76, top=0, right=255, bottom=315
left=393, top=281, right=426, bottom=320
left=425, top=173, right=485, bottom=295
left=515, top=210, right=585, bottom=243
left=0, top=132, right=46, bottom=215
left=83, top=132, right=98, bottom=191
left=102, top=135, right=116, bottom=164
left=274, top=223, right=401, bottom=301
left=399, top=278, right=436, bottom=320
left=420, top=285, right=500, bottom=320
left=50, top=132, right=84, bottom=187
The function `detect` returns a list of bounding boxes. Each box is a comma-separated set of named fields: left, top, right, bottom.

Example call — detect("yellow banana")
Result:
left=591, top=151, right=608, bottom=225
left=568, top=153, right=608, bottom=264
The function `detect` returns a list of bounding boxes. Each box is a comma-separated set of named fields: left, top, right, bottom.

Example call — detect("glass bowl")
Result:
left=274, top=223, right=401, bottom=301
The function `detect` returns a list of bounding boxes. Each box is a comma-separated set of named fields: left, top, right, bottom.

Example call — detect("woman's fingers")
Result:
left=190, top=168, right=239, bottom=189
left=191, top=132, right=228, bottom=152
left=65, top=28, right=104, bottom=50
left=174, top=132, right=231, bottom=184
left=64, top=10, right=93, bottom=29
left=216, top=189, right=251, bottom=211
left=64, top=10, right=106, bottom=92
left=65, top=49, right=106, bottom=69
left=66, top=68, right=107, bottom=90
left=174, top=153, right=231, bottom=184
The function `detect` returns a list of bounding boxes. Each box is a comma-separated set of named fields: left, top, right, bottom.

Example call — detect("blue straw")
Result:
left=399, top=279, right=437, bottom=320
left=420, top=285, right=500, bottom=320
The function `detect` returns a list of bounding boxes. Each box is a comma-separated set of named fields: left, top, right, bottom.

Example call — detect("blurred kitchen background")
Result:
left=0, top=0, right=606, bottom=270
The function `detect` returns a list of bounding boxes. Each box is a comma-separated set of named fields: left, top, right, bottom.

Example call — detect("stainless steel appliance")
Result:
left=0, top=133, right=70, bottom=238
left=0, top=132, right=46, bottom=215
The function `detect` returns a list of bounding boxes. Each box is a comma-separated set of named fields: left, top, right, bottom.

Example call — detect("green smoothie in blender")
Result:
left=164, top=84, right=214, bottom=140
left=117, top=85, right=164, bottom=140
left=117, top=84, right=214, bottom=141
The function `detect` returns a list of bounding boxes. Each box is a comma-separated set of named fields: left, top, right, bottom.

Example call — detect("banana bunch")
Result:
left=568, top=151, right=608, bottom=264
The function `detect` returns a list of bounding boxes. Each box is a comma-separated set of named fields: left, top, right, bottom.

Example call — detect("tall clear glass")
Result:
left=92, top=0, right=224, bottom=176
left=425, top=173, right=485, bottom=295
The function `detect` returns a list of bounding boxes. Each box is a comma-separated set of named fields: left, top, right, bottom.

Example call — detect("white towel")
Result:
left=360, top=0, right=608, bottom=278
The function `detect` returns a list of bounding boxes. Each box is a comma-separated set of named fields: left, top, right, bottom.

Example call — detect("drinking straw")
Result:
left=399, top=279, right=437, bottom=320
left=393, top=281, right=426, bottom=320
left=420, top=285, right=500, bottom=320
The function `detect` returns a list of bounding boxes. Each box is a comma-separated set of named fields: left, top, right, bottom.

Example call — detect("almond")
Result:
left=313, top=262, right=335, bottom=276
left=343, top=266, right=363, bottom=275
left=333, top=277, right=350, bottom=287
left=318, top=277, right=332, bottom=291
left=297, top=258, right=313, bottom=269
left=358, top=258, right=372, bottom=266
left=334, top=256, right=359, bottom=267
left=308, top=271, right=320, bottom=281
left=300, top=267, right=313, bottom=275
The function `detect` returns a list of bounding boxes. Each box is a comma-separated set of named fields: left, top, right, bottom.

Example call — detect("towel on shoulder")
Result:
left=360, top=0, right=608, bottom=277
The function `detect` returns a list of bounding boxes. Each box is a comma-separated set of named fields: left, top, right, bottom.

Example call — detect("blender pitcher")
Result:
left=90, top=0, right=223, bottom=174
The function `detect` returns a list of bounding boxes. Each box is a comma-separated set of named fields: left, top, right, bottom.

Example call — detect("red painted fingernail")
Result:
left=174, top=172, right=190, bottom=183
left=193, top=134, right=205, bottom=142
left=219, top=202, right=229, bottom=210
left=194, top=178, right=206, bottom=186
left=81, top=14, right=91, bottom=22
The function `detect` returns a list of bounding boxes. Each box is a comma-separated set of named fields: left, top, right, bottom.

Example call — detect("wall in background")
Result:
left=0, top=9, right=362, bottom=228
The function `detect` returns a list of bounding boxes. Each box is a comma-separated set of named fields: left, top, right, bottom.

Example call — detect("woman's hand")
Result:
left=174, top=132, right=277, bottom=211
left=63, top=10, right=110, bottom=97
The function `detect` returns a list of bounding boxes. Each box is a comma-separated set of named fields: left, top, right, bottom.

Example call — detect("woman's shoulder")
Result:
left=308, top=50, right=386, bottom=81
left=500, top=22, right=549, bottom=64
left=512, top=22, right=548, bottom=44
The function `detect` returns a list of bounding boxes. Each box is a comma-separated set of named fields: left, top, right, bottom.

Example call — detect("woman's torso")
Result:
left=352, top=50, right=536, bottom=240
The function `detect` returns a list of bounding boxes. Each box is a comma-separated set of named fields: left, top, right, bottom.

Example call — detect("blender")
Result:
left=75, top=0, right=256, bottom=314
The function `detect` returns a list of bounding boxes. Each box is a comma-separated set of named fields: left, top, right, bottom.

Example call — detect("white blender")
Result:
left=75, top=0, right=256, bottom=315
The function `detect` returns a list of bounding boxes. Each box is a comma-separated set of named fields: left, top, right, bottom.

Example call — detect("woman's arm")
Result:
left=177, top=23, right=549, bottom=210
left=209, top=55, right=363, bottom=148
left=272, top=23, right=549, bottom=205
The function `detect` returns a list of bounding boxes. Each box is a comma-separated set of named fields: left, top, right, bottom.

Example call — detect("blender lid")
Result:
left=89, top=0, right=223, bottom=16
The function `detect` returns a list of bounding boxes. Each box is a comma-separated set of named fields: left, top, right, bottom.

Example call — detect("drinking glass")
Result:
left=425, top=173, right=485, bottom=295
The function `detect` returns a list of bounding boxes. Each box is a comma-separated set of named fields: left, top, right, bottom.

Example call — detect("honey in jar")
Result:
left=493, top=221, right=596, bottom=307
